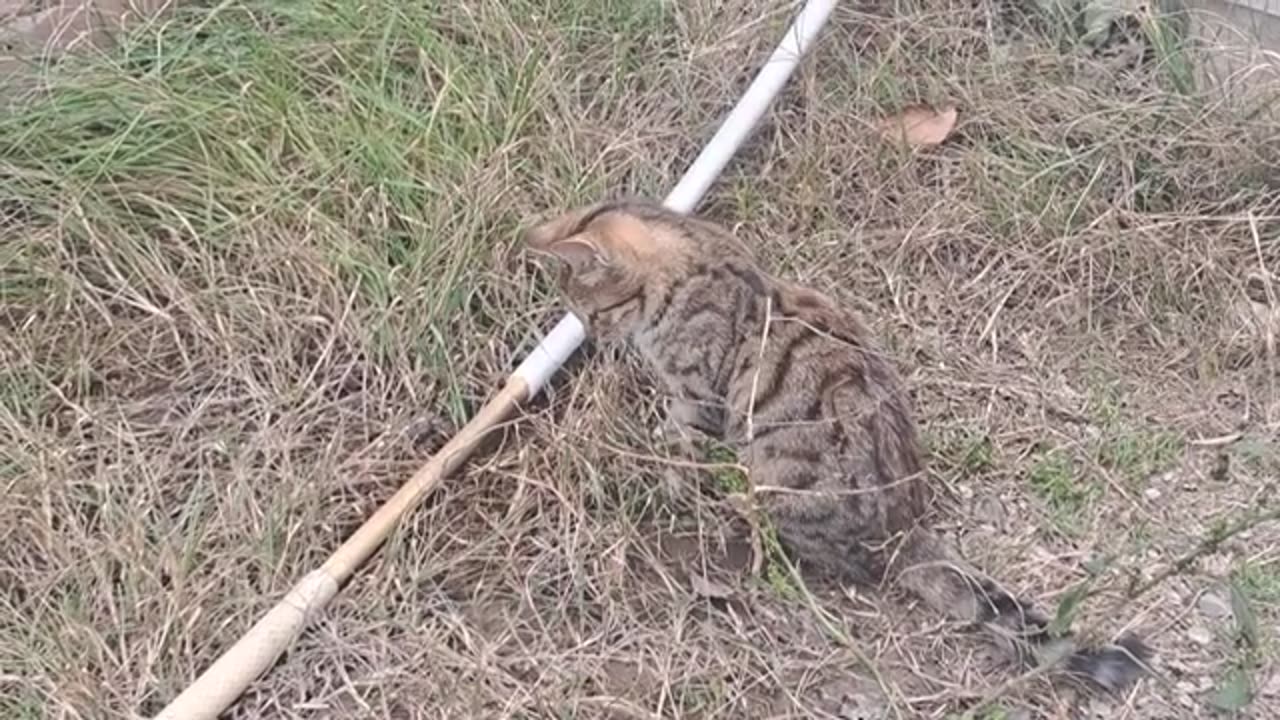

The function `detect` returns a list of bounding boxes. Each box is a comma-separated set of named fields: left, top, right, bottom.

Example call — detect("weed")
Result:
left=677, top=678, right=728, bottom=714
left=1097, top=429, right=1183, bottom=485
left=759, top=519, right=801, bottom=601
left=1235, top=437, right=1279, bottom=474
left=1027, top=449, right=1099, bottom=536
left=701, top=442, right=798, bottom=599
left=1235, top=560, right=1280, bottom=609
left=706, top=442, right=749, bottom=495
left=948, top=703, right=1014, bottom=720
left=930, top=429, right=996, bottom=477
left=0, top=692, right=44, bottom=720
left=1088, top=381, right=1183, bottom=484
left=1209, top=573, right=1266, bottom=712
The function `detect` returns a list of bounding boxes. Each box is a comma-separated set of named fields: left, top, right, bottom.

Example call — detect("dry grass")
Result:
left=3, top=1, right=1280, bottom=718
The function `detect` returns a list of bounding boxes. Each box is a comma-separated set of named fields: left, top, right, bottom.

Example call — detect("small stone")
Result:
left=690, top=574, right=734, bottom=600
left=973, top=494, right=1006, bottom=528
left=1186, top=624, right=1213, bottom=646
left=1198, top=591, right=1233, bottom=620
left=1144, top=486, right=1162, bottom=500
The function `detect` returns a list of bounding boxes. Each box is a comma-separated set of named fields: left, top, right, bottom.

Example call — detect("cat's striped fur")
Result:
left=523, top=199, right=1150, bottom=692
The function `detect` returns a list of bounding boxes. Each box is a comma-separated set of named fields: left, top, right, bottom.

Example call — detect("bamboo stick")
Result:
left=152, top=3, right=836, bottom=717
left=152, top=378, right=528, bottom=719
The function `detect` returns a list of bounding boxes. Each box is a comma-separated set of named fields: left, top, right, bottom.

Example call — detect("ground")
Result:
left=2, top=1, right=1280, bottom=719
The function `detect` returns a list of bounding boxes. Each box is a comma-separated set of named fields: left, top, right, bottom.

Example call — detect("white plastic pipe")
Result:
left=152, top=3, right=835, bottom=718
left=514, top=0, right=838, bottom=396
left=663, top=0, right=836, bottom=214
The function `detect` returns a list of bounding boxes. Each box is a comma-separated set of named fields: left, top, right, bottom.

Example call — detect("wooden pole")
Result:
left=153, top=378, right=528, bottom=719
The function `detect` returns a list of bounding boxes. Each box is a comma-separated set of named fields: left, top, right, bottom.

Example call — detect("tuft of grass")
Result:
left=1234, top=560, right=1280, bottom=609
left=701, top=442, right=799, bottom=599
left=677, top=678, right=729, bottom=715
left=1027, top=449, right=1099, bottom=536
left=0, top=693, right=44, bottom=720
left=929, top=428, right=996, bottom=477
left=1235, top=437, right=1280, bottom=475
left=2, top=2, right=553, bottom=375
left=0, top=368, right=46, bottom=427
left=1097, top=428, right=1183, bottom=484
left=1210, top=571, right=1268, bottom=712
left=1026, top=0, right=1196, bottom=94
left=1087, top=381, right=1183, bottom=484
left=706, top=442, right=749, bottom=495
left=948, top=703, right=1015, bottom=720
left=759, top=520, right=801, bottom=601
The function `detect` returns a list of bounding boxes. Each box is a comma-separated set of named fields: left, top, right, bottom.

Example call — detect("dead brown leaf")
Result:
left=877, top=105, right=958, bottom=147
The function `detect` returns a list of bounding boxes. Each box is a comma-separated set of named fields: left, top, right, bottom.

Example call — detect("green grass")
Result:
left=1235, top=560, right=1280, bottom=608
left=0, top=691, right=44, bottom=720
left=1027, top=0, right=1196, bottom=94
left=1235, top=437, right=1280, bottom=475
left=677, top=678, right=730, bottom=715
left=0, top=1, right=684, bottom=715
left=1027, top=449, right=1099, bottom=536
left=1087, top=381, right=1183, bottom=485
left=974, top=136, right=1099, bottom=240
left=705, top=442, right=749, bottom=495
left=1210, top=569, right=1271, bottom=712
left=702, top=442, right=799, bottom=599
left=947, top=700, right=1018, bottom=720
left=928, top=428, right=996, bottom=478
left=1097, top=428, right=1182, bottom=484
left=0, top=368, right=46, bottom=427
left=0, top=0, right=670, bottom=380
left=759, top=525, right=802, bottom=600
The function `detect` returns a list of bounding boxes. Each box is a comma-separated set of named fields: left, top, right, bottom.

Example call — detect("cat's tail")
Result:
left=888, top=527, right=1151, bottom=692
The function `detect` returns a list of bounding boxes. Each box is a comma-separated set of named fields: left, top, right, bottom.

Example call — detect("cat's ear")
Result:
left=540, top=236, right=607, bottom=272
left=524, top=206, right=598, bottom=248
left=523, top=205, right=613, bottom=271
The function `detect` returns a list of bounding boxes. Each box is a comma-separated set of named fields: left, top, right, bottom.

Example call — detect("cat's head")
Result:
left=523, top=200, right=694, bottom=340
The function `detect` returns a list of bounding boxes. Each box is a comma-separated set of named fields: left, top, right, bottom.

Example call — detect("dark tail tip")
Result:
left=892, top=532, right=1154, bottom=693
left=970, top=577, right=1152, bottom=692
left=1065, top=632, right=1152, bottom=692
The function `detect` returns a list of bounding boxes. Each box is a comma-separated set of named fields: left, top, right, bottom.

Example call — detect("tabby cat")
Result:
left=523, top=199, right=1150, bottom=692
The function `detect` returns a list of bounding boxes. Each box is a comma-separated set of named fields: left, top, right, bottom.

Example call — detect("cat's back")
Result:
left=730, top=278, right=929, bottom=532
left=733, top=278, right=913, bottom=429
